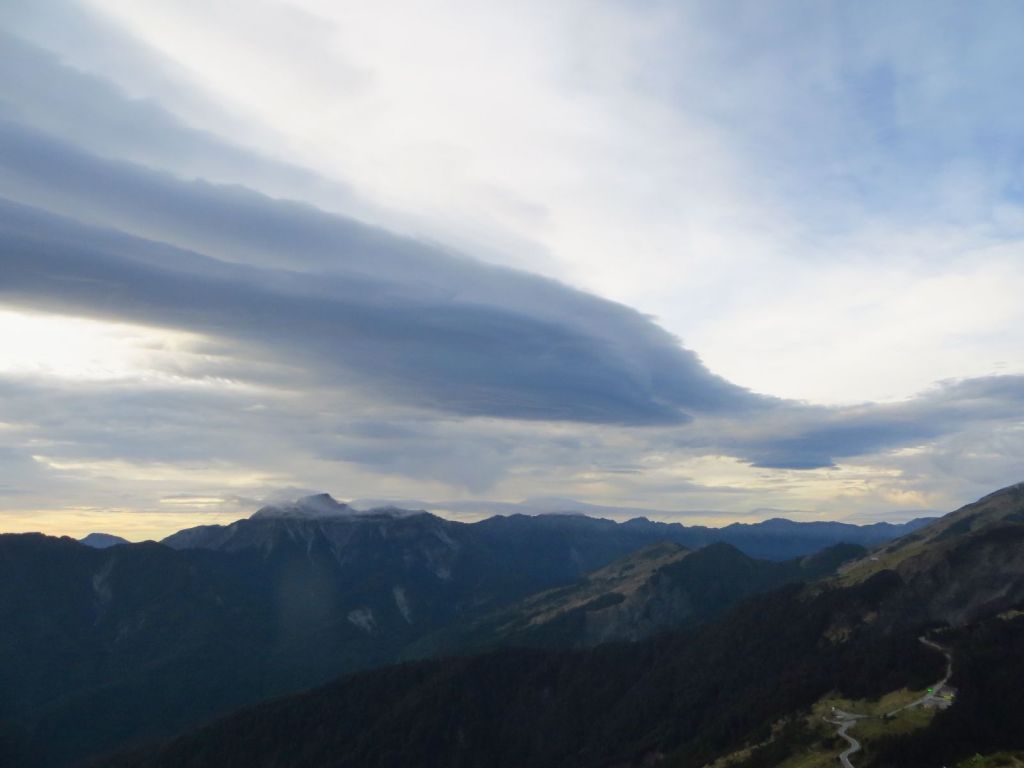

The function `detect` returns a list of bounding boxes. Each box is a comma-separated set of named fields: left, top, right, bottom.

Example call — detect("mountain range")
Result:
left=165, top=493, right=932, bottom=560
left=0, top=491, right=1007, bottom=768
left=0, top=495, right=925, bottom=765
left=96, top=483, right=1024, bottom=768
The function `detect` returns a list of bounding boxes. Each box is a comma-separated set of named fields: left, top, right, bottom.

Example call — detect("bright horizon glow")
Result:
left=0, top=309, right=203, bottom=382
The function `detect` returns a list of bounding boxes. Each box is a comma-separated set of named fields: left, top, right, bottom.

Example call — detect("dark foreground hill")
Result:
left=106, top=483, right=1024, bottom=768
left=0, top=499, right=904, bottom=768
left=105, top=574, right=939, bottom=768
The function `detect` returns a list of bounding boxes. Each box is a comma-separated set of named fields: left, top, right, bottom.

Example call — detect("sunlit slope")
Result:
left=833, top=482, right=1024, bottom=625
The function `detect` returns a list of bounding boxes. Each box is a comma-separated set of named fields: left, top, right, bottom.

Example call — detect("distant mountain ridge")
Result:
left=79, top=532, right=129, bottom=549
left=350, top=494, right=937, bottom=527
left=163, top=493, right=934, bottom=562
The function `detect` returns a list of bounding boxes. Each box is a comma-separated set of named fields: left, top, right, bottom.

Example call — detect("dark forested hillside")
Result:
left=0, top=534, right=290, bottom=768
left=868, top=612, right=1024, bottom=767
left=106, top=573, right=940, bottom=768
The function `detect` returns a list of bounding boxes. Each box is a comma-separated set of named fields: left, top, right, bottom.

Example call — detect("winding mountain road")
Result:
left=832, top=712, right=868, bottom=768
left=825, top=636, right=953, bottom=767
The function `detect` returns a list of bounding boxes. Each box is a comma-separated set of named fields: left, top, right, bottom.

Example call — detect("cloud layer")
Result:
left=0, top=122, right=764, bottom=425
left=1, top=1, right=1023, bottom=535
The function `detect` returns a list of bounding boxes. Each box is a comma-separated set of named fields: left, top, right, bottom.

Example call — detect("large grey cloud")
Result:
left=2, top=117, right=1023, bottom=467
left=0, top=123, right=764, bottom=424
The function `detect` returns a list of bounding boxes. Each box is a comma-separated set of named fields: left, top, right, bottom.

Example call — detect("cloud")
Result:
left=662, top=375, right=1024, bottom=470
left=1, top=1, right=1023, bottom=534
left=0, top=125, right=764, bottom=425
left=1, top=361, right=1022, bottom=533
left=0, top=117, right=1021, bottom=507
left=0, top=30, right=378, bottom=224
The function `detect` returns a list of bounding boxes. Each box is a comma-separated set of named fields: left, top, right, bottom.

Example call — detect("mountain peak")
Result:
left=79, top=532, right=129, bottom=548
left=299, top=492, right=343, bottom=509
left=247, top=493, right=428, bottom=521
left=251, top=493, right=352, bottom=520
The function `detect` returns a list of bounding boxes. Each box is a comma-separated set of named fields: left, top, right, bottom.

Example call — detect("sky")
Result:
left=1, top=0, right=1023, bottom=539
